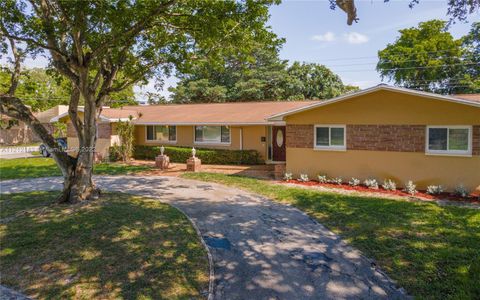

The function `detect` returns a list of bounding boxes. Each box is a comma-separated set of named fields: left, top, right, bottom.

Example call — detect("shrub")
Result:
left=283, top=172, right=293, bottom=181
left=382, top=179, right=397, bottom=191
left=131, top=145, right=263, bottom=165
left=108, top=145, right=123, bottom=162
left=317, top=174, right=328, bottom=183
left=116, top=117, right=135, bottom=162
left=426, top=185, right=444, bottom=195
left=403, top=180, right=417, bottom=195
left=298, top=174, right=309, bottom=182
left=453, top=184, right=469, bottom=197
left=349, top=177, right=360, bottom=186
left=330, top=177, right=343, bottom=185
left=364, top=178, right=379, bottom=189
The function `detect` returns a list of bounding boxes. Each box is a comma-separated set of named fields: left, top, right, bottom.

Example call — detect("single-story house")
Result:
left=50, top=85, right=480, bottom=192
left=51, top=101, right=316, bottom=161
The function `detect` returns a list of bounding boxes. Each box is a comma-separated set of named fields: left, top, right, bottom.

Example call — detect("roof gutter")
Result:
left=133, top=121, right=286, bottom=126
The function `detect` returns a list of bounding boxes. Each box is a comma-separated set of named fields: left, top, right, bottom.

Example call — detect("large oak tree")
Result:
left=0, top=0, right=279, bottom=203
left=377, top=20, right=480, bottom=94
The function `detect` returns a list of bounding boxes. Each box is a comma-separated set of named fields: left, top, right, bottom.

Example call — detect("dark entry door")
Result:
left=272, top=126, right=286, bottom=161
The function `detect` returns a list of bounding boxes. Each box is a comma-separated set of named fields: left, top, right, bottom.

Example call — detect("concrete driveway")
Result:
left=1, top=176, right=407, bottom=299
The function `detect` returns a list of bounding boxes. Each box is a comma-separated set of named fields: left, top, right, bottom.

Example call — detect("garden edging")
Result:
left=277, top=181, right=480, bottom=209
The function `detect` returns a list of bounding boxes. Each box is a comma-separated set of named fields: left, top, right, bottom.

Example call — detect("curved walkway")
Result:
left=1, top=176, right=407, bottom=299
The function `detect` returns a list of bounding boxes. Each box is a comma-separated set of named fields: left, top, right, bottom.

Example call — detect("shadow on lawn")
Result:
left=264, top=184, right=480, bottom=299
left=181, top=173, right=480, bottom=299
left=0, top=192, right=209, bottom=299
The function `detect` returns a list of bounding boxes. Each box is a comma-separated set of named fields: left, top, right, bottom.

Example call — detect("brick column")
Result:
left=155, top=155, right=170, bottom=170
left=186, top=157, right=202, bottom=172
left=273, top=163, right=286, bottom=180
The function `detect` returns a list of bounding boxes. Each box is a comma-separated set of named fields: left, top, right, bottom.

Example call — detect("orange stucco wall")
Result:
left=134, top=125, right=268, bottom=159
left=284, top=90, right=480, bottom=192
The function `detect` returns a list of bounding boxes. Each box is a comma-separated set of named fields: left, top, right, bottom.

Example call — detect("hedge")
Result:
left=127, top=145, right=264, bottom=165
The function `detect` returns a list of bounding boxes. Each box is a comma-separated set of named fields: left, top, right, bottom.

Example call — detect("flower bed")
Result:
left=280, top=180, right=480, bottom=203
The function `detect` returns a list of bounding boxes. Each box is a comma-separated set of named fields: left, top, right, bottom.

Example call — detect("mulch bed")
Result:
left=280, top=180, right=480, bottom=204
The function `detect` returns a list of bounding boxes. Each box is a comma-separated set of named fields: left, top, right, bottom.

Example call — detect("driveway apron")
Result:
left=1, top=176, right=407, bottom=299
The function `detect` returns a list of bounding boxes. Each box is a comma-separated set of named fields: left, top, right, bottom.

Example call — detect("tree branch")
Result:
left=0, top=95, right=73, bottom=171
left=68, top=87, right=84, bottom=143
left=5, top=37, right=23, bottom=95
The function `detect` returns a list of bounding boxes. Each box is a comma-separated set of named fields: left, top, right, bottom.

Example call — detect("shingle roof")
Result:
left=453, top=94, right=480, bottom=103
left=121, top=101, right=317, bottom=125
left=50, top=107, right=138, bottom=122
left=100, top=108, right=138, bottom=120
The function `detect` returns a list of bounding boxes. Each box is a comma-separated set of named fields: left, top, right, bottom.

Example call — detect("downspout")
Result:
left=240, top=127, right=243, bottom=150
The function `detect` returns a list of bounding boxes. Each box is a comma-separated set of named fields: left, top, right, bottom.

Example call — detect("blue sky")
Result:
left=267, top=0, right=478, bottom=89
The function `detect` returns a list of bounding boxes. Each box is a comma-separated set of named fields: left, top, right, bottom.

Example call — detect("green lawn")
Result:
left=0, top=192, right=209, bottom=299
left=0, top=158, right=151, bottom=180
left=182, top=172, right=480, bottom=299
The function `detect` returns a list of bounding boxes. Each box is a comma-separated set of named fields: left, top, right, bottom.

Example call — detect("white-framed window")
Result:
left=426, top=126, right=472, bottom=156
left=314, top=125, right=346, bottom=150
left=146, top=125, right=176, bottom=143
left=194, top=125, right=230, bottom=144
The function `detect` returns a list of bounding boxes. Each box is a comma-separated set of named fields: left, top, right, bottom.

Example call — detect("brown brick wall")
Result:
left=97, top=123, right=111, bottom=139
left=286, top=125, right=313, bottom=148
left=286, top=124, right=426, bottom=152
left=473, top=125, right=480, bottom=156
left=67, top=122, right=111, bottom=139
left=347, top=125, right=425, bottom=152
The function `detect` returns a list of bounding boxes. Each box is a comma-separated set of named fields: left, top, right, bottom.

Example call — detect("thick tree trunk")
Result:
left=56, top=153, right=100, bottom=203
left=57, top=90, right=101, bottom=203
left=1, top=94, right=99, bottom=204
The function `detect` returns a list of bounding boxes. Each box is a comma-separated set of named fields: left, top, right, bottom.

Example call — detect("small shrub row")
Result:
left=128, top=145, right=263, bottom=165
left=285, top=172, right=473, bottom=198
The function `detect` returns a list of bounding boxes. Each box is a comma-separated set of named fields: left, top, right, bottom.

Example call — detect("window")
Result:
left=427, top=126, right=471, bottom=155
left=314, top=125, right=346, bottom=150
left=146, top=125, right=176, bottom=142
left=195, top=125, right=230, bottom=144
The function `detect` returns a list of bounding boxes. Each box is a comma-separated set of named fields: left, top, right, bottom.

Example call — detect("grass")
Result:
left=0, top=157, right=151, bottom=180
left=0, top=191, right=209, bottom=299
left=181, top=172, right=480, bottom=299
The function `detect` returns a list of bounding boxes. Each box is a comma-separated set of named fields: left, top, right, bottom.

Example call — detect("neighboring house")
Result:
left=50, top=85, right=480, bottom=192
left=0, top=115, right=33, bottom=145
left=0, top=105, right=67, bottom=145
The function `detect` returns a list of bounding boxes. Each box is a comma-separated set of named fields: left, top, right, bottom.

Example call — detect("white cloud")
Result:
left=311, top=32, right=336, bottom=42
left=343, top=32, right=369, bottom=44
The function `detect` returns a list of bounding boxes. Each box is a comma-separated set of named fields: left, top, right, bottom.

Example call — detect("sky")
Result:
left=2, top=0, right=478, bottom=100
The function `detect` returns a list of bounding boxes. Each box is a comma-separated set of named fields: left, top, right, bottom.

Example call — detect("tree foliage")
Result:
left=170, top=49, right=358, bottom=103
left=0, top=0, right=280, bottom=202
left=0, top=68, right=136, bottom=110
left=377, top=20, right=479, bottom=94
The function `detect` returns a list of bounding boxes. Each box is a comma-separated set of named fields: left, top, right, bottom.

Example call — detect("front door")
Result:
left=272, top=126, right=286, bottom=161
